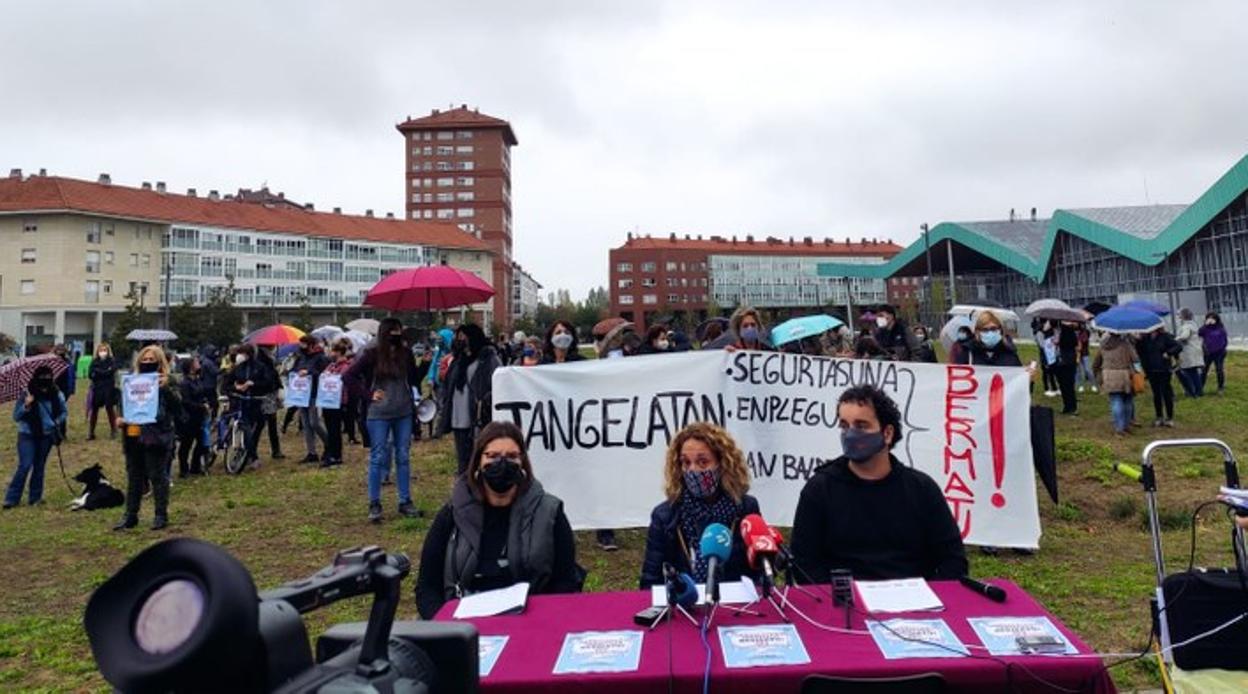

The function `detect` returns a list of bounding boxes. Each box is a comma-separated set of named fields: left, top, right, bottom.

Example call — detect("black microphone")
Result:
left=959, top=576, right=1007, bottom=603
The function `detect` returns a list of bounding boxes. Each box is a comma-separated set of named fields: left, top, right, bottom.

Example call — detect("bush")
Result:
left=1055, top=502, right=1083, bottom=522
left=1108, top=496, right=1138, bottom=521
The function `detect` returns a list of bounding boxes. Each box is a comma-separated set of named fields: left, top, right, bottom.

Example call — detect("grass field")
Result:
left=2, top=349, right=1246, bottom=692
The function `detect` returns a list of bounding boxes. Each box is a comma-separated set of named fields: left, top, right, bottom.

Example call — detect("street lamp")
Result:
left=921, top=223, right=932, bottom=321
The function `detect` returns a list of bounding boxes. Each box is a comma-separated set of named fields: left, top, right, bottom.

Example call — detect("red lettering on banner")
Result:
left=943, top=444, right=977, bottom=481
left=943, top=365, right=980, bottom=538
left=945, top=495, right=974, bottom=537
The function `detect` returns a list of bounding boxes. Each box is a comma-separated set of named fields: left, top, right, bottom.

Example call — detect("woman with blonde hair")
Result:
left=87, top=341, right=119, bottom=440
left=114, top=345, right=181, bottom=531
left=639, top=422, right=761, bottom=588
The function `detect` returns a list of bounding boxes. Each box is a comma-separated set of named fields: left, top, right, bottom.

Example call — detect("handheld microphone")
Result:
left=959, top=576, right=1007, bottom=603
left=740, top=514, right=779, bottom=598
left=699, top=523, right=732, bottom=604
left=663, top=562, right=698, bottom=609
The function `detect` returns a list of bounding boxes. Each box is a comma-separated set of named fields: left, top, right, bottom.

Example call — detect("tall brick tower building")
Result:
left=398, top=105, right=517, bottom=329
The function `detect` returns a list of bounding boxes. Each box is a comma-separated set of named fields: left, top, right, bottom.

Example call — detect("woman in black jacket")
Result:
left=639, top=422, right=761, bottom=588
left=437, top=324, right=501, bottom=476
left=114, top=346, right=182, bottom=531
left=175, top=356, right=214, bottom=477
left=415, top=421, right=581, bottom=619
left=540, top=320, right=585, bottom=364
left=1136, top=327, right=1180, bottom=427
left=957, top=311, right=1024, bottom=368
left=87, top=342, right=119, bottom=440
left=230, top=344, right=276, bottom=468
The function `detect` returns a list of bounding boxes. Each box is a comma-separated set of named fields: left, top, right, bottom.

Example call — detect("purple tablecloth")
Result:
left=436, top=579, right=1117, bottom=693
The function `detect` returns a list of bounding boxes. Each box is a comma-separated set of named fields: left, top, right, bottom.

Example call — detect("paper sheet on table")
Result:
left=649, top=577, right=760, bottom=607
left=854, top=578, right=944, bottom=613
left=452, top=582, right=530, bottom=619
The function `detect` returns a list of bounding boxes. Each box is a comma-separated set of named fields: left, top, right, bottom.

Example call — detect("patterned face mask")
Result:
left=683, top=468, right=721, bottom=499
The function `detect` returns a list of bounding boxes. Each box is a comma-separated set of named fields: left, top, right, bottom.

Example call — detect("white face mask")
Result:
left=551, top=333, right=574, bottom=350
left=875, top=316, right=889, bottom=328
left=235, top=355, right=248, bottom=364
left=97, top=351, right=107, bottom=357
left=607, top=349, right=624, bottom=359
left=656, top=339, right=670, bottom=350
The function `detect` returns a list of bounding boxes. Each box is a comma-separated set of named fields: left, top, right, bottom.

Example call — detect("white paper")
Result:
left=854, top=578, right=944, bottom=613
left=452, top=582, right=530, bottom=619
left=649, top=577, right=760, bottom=607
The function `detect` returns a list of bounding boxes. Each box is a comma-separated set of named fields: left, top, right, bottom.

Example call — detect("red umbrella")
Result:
left=0, top=353, right=69, bottom=404
left=244, top=324, right=306, bottom=346
left=364, top=266, right=494, bottom=312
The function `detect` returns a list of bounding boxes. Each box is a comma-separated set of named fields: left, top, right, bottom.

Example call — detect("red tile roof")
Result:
left=0, top=174, right=492, bottom=252
left=617, top=234, right=903, bottom=257
left=396, top=106, right=518, bottom=146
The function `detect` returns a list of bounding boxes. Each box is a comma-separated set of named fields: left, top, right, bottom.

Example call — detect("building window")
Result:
left=456, top=191, right=474, bottom=201
left=620, top=294, right=635, bottom=305
left=104, top=251, right=114, bottom=264
left=422, top=132, right=432, bottom=141
left=436, top=192, right=454, bottom=202
left=456, top=145, right=473, bottom=154
left=618, top=278, right=633, bottom=288
left=437, top=146, right=454, bottom=155
left=421, top=146, right=432, bottom=155
left=423, top=210, right=433, bottom=219
left=423, top=178, right=433, bottom=187
left=20, top=248, right=36, bottom=264
left=437, top=177, right=454, bottom=187
left=437, top=131, right=454, bottom=140
left=456, top=130, right=473, bottom=139
left=103, top=280, right=112, bottom=295
left=457, top=208, right=474, bottom=218
left=20, top=280, right=34, bottom=295
left=641, top=262, right=656, bottom=272
left=665, top=261, right=677, bottom=271
left=141, top=253, right=151, bottom=268
left=456, top=161, right=475, bottom=171
left=668, top=294, right=680, bottom=303
left=86, top=222, right=101, bottom=243
left=104, top=223, right=114, bottom=237
left=85, top=280, right=100, bottom=304
left=616, top=262, right=633, bottom=272
left=642, top=278, right=657, bottom=288
left=456, top=176, right=474, bottom=186
left=666, top=278, right=678, bottom=287
left=436, top=161, right=452, bottom=171
left=411, top=179, right=422, bottom=188
left=86, top=250, right=100, bottom=273
left=643, top=294, right=657, bottom=305
left=23, top=219, right=37, bottom=233
left=421, top=162, right=433, bottom=171
left=129, top=253, right=139, bottom=267
left=437, top=209, right=454, bottom=219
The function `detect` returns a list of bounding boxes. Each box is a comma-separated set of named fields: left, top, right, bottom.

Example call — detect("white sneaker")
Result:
left=1091, top=386, right=1099, bottom=393
left=1077, top=386, right=1085, bottom=393
left=1045, top=390, right=1058, bottom=397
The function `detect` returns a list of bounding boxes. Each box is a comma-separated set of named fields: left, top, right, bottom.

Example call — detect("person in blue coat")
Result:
left=639, top=422, right=761, bottom=588
left=4, top=365, right=68, bottom=508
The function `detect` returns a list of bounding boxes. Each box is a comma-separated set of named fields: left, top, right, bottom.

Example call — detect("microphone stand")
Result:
left=778, top=559, right=823, bottom=605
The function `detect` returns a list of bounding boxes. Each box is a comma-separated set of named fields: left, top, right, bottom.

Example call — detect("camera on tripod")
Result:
left=84, top=538, right=479, bottom=693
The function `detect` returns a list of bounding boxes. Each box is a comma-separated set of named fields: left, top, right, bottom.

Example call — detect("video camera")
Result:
left=84, top=538, right=479, bottom=693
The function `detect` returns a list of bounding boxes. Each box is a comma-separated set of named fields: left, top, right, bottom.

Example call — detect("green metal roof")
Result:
left=817, top=153, right=1248, bottom=281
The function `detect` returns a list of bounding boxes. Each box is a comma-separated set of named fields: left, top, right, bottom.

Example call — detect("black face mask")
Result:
left=31, top=378, right=55, bottom=397
left=138, top=362, right=159, bottom=374
left=387, top=334, right=403, bottom=346
left=480, top=458, right=523, bottom=494
left=453, top=340, right=468, bottom=355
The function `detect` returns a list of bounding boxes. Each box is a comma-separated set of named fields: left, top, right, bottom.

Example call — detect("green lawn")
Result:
left=2, top=351, right=1246, bottom=691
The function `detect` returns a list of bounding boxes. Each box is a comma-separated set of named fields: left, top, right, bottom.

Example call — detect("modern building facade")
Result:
left=397, top=106, right=517, bottom=330
left=818, top=153, right=1248, bottom=340
left=0, top=171, right=493, bottom=351
left=511, top=261, right=542, bottom=322
left=609, top=233, right=901, bottom=332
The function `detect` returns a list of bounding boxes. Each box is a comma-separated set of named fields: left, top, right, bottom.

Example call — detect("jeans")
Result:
left=300, top=406, right=328, bottom=456
left=366, top=416, right=412, bottom=505
left=1076, top=355, right=1094, bottom=386
left=1148, top=372, right=1175, bottom=421
left=453, top=427, right=474, bottom=476
left=1176, top=367, right=1204, bottom=398
left=1202, top=351, right=1226, bottom=392
left=323, top=408, right=343, bottom=461
left=1108, top=393, right=1135, bottom=433
left=5, top=434, right=53, bottom=506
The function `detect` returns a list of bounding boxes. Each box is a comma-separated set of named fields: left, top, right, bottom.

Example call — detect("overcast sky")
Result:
left=4, top=1, right=1247, bottom=298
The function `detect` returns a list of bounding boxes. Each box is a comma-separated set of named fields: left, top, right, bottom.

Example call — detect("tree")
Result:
left=291, top=295, right=314, bottom=333
left=169, top=299, right=204, bottom=351
left=513, top=314, right=538, bottom=338
left=202, top=278, right=244, bottom=349
left=108, top=289, right=149, bottom=362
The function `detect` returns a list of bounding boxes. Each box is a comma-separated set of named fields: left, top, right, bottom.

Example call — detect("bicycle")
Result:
left=217, top=394, right=258, bottom=475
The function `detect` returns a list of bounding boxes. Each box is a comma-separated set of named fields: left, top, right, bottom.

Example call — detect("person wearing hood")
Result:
left=911, top=325, right=938, bottom=363
left=87, top=342, right=119, bottom=440
left=727, top=306, right=771, bottom=351
left=638, top=423, right=761, bottom=588
left=871, top=306, right=919, bottom=362
left=4, top=365, right=67, bottom=509
left=1199, top=312, right=1228, bottom=395
left=791, top=384, right=967, bottom=581
left=292, top=335, right=331, bottom=463
left=415, top=422, right=581, bottom=619
left=947, top=324, right=974, bottom=365
left=1174, top=308, right=1205, bottom=398
left=114, top=346, right=182, bottom=530
left=437, top=323, right=501, bottom=477
left=347, top=318, right=427, bottom=523
left=541, top=320, right=585, bottom=364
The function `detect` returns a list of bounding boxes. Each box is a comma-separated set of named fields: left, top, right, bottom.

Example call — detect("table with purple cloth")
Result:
left=436, top=579, right=1117, bottom=693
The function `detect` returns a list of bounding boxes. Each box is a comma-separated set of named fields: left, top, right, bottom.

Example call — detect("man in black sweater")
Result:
left=791, top=385, right=967, bottom=582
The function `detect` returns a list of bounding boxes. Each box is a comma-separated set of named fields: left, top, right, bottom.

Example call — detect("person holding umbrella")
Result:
left=4, top=364, right=67, bottom=509
left=1093, top=331, right=1139, bottom=437
left=87, top=342, right=119, bottom=440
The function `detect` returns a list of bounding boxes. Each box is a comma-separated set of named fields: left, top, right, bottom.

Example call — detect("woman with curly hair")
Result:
left=638, top=422, right=761, bottom=588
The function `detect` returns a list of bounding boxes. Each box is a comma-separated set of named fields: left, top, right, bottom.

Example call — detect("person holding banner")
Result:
left=292, top=335, right=330, bottom=464
left=318, top=340, right=353, bottom=467
left=727, top=306, right=771, bottom=351
left=637, top=325, right=673, bottom=356
left=347, top=318, right=427, bottom=523
left=791, top=384, right=967, bottom=582
left=114, top=346, right=181, bottom=531
left=956, top=311, right=1023, bottom=368
left=638, top=422, right=761, bottom=588
left=415, top=421, right=581, bottom=619
left=437, top=323, right=501, bottom=477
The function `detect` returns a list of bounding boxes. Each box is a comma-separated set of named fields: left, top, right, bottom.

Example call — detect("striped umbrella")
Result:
left=244, top=324, right=306, bottom=346
left=0, top=353, right=69, bottom=404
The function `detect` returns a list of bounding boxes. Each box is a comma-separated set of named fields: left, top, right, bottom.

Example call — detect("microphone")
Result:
left=699, top=523, right=732, bottom=604
left=663, top=562, right=698, bottom=609
left=959, top=576, right=1007, bottom=603
left=740, top=514, right=779, bottom=598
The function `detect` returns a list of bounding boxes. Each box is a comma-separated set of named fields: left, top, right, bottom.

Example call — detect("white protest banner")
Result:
left=316, top=373, right=343, bottom=410
left=286, top=373, right=312, bottom=408
left=121, top=373, right=160, bottom=425
left=492, top=350, right=1040, bottom=548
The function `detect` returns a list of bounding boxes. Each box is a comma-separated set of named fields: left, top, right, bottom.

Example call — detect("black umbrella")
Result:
left=1030, top=406, right=1059, bottom=505
left=1083, top=301, right=1112, bottom=316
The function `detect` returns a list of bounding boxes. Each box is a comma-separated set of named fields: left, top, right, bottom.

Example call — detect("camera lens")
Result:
left=134, top=579, right=204, bottom=655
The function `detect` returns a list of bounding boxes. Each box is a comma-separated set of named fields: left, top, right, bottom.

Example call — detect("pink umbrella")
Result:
left=363, top=266, right=495, bottom=311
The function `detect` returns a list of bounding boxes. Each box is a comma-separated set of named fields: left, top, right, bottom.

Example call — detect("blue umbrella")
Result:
left=770, top=315, right=845, bottom=347
left=1120, top=299, right=1170, bottom=316
left=1091, top=306, right=1165, bottom=335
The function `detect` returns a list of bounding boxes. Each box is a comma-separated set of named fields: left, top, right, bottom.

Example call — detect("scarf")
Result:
left=676, top=488, right=741, bottom=583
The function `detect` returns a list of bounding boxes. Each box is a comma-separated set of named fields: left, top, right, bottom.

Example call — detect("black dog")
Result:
left=70, top=464, right=125, bottom=511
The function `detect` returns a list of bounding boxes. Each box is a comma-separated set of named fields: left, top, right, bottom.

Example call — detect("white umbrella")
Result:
left=309, top=325, right=344, bottom=343
left=939, top=315, right=974, bottom=352
left=345, top=318, right=379, bottom=335
left=949, top=305, right=1020, bottom=323
left=341, top=329, right=373, bottom=353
